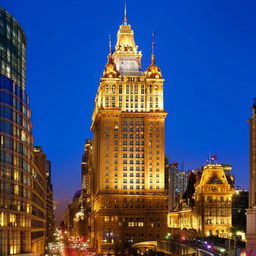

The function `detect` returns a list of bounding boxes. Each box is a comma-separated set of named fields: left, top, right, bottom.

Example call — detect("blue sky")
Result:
left=2, top=0, right=256, bottom=222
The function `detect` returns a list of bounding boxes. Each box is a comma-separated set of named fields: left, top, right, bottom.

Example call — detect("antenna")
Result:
left=124, top=2, right=127, bottom=25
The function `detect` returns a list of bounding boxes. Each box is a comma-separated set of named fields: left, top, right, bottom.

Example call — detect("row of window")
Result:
left=123, top=147, right=144, bottom=152
left=0, top=135, right=32, bottom=158
left=123, top=141, right=144, bottom=145
left=104, top=120, right=159, bottom=126
left=0, top=180, right=30, bottom=198
left=122, top=153, right=144, bottom=158
left=122, top=134, right=144, bottom=139
left=0, top=120, right=32, bottom=144
left=205, top=218, right=230, bottom=225
left=0, top=106, right=31, bottom=129
left=0, top=91, right=27, bottom=112
left=0, top=167, right=31, bottom=184
left=0, top=212, right=31, bottom=227
left=105, top=185, right=161, bottom=190
left=0, top=198, right=30, bottom=213
left=0, top=150, right=32, bottom=171
left=123, top=160, right=144, bottom=164
left=105, top=101, right=160, bottom=109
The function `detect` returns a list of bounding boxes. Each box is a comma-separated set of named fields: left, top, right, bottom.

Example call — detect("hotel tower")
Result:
left=0, top=7, right=47, bottom=255
left=85, top=10, right=169, bottom=255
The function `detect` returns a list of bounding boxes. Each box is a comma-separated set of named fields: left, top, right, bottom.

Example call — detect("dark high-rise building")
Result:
left=33, top=147, right=55, bottom=252
left=0, top=7, right=47, bottom=255
left=232, top=189, right=248, bottom=231
left=45, top=159, right=55, bottom=246
left=246, top=99, right=256, bottom=252
left=166, top=163, right=189, bottom=210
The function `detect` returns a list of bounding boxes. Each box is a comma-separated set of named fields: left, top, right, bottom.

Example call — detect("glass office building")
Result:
left=0, top=7, right=47, bottom=255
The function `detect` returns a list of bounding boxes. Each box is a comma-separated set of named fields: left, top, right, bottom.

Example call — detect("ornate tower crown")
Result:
left=112, top=5, right=142, bottom=75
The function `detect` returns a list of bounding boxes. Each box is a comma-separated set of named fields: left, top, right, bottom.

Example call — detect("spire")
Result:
left=124, top=2, right=127, bottom=25
left=109, top=34, right=112, bottom=54
left=151, top=32, right=155, bottom=64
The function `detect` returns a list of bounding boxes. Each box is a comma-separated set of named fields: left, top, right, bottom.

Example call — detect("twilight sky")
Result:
left=2, top=0, right=256, bottom=223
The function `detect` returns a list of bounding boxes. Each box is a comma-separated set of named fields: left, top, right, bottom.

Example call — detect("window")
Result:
left=112, top=96, right=115, bottom=107
left=207, top=196, right=213, bottom=202
left=119, top=85, right=122, bottom=94
left=105, top=96, right=109, bottom=107
left=206, top=219, right=212, bottom=224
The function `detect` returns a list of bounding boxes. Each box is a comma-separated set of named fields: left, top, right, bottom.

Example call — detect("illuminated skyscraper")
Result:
left=87, top=11, right=168, bottom=255
left=246, top=99, right=256, bottom=252
left=0, top=7, right=47, bottom=255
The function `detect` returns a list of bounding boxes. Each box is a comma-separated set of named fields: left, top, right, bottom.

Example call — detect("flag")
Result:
left=210, top=154, right=217, bottom=160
